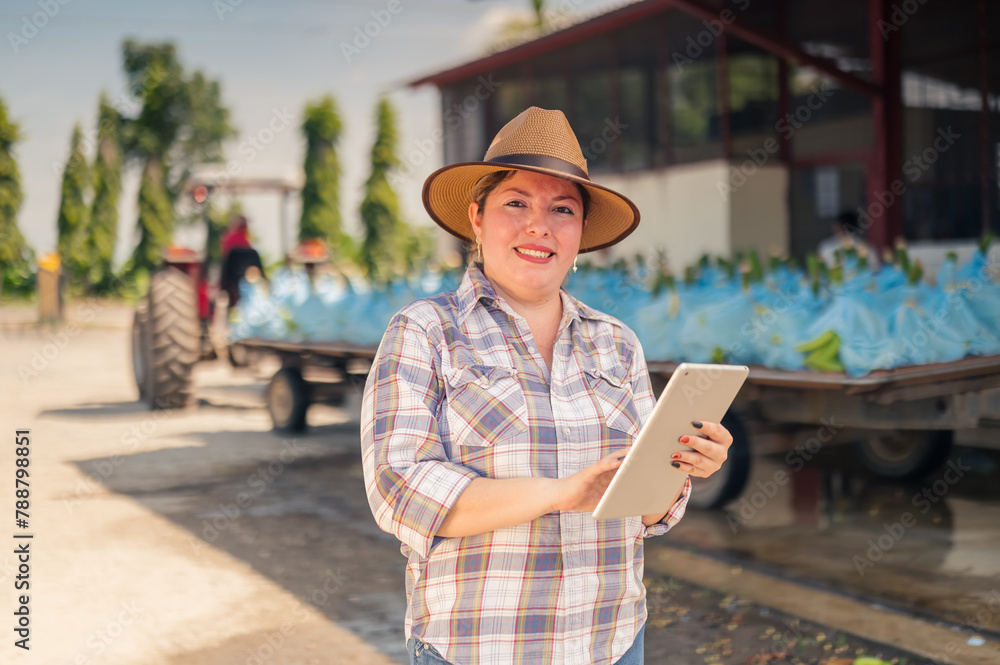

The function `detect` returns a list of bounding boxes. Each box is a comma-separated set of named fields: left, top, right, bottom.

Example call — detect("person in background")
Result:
left=220, top=214, right=252, bottom=259
left=817, top=211, right=880, bottom=269
left=361, top=107, right=734, bottom=665
left=219, top=214, right=263, bottom=314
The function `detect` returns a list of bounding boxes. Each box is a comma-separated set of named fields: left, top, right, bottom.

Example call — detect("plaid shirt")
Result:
left=361, top=263, right=690, bottom=665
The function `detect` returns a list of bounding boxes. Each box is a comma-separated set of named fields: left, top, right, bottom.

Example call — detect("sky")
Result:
left=1, top=0, right=620, bottom=268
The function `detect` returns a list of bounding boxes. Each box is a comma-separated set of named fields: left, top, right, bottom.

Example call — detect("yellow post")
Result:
left=37, top=252, right=62, bottom=326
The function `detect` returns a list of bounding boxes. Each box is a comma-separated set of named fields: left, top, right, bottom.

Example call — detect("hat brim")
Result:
left=422, top=161, right=640, bottom=253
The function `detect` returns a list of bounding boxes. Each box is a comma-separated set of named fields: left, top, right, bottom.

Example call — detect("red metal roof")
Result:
left=407, top=0, right=665, bottom=88
left=407, top=0, right=878, bottom=98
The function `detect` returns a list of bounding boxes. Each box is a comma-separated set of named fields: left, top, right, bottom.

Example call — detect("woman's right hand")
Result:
left=551, top=449, right=630, bottom=513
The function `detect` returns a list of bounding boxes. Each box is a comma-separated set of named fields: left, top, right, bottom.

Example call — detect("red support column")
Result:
left=884, top=6, right=903, bottom=244
left=866, top=0, right=899, bottom=251
left=979, top=0, right=992, bottom=236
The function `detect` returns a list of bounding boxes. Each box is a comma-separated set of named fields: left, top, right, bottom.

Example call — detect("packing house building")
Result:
left=410, top=0, right=999, bottom=270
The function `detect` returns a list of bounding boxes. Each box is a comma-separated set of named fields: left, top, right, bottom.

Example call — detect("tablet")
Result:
left=592, top=363, right=749, bottom=520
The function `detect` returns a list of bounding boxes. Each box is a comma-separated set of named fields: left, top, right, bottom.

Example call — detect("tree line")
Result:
left=0, top=39, right=429, bottom=300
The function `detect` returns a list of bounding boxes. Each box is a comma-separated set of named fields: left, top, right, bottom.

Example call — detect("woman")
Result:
left=361, top=107, right=733, bottom=665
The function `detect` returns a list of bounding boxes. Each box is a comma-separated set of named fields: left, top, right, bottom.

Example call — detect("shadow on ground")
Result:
left=67, top=390, right=1000, bottom=663
left=71, top=417, right=411, bottom=664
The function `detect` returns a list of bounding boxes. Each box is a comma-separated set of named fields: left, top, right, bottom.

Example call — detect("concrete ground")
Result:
left=2, top=301, right=400, bottom=665
left=1, top=299, right=998, bottom=665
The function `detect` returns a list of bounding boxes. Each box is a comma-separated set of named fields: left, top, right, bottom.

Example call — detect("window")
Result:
left=665, top=10, right=723, bottom=164
left=616, top=21, right=657, bottom=171
left=572, top=68, right=615, bottom=173
left=727, top=40, right=780, bottom=161
left=898, top=0, right=998, bottom=239
left=441, top=81, right=488, bottom=164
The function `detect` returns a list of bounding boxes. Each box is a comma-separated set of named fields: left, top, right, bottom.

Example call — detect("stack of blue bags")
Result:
left=600, top=244, right=1000, bottom=377
left=230, top=266, right=463, bottom=347
left=231, top=241, right=1000, bottom=378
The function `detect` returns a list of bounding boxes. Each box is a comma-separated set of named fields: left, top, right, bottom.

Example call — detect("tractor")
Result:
left=130, top=168, right=300, bottom=409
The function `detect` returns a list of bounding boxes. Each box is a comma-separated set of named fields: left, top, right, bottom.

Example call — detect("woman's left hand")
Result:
left=670, top=421, right=733, bottom=478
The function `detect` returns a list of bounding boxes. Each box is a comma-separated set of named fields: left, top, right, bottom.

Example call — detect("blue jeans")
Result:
left=406, top=625, right=645, bottom=665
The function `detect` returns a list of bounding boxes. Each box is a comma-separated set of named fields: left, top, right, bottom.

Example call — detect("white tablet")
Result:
left=592, top=363, right=749, bottom=520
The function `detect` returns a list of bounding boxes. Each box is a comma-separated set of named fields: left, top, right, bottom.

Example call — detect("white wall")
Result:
left=598, top=160, right=789, bottom=272
left=439, top=159, right=794, bottom=274
left=909, top=240, right=1000, bottom=283
left=729, top=165, right=789, bottom=259
left=600, top=161, right=732, bottom=271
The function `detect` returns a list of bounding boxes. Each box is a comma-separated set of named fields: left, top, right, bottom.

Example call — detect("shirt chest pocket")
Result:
left=584, top=362, right=640, bottom=439
left=443, top=365, right=528, bottom=448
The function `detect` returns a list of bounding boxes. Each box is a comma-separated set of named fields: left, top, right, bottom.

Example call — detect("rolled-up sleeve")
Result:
left=643, top=476, right=691, bottom=537
left=361, top=314, right=480, bottom=559
left=626, top=335, right=692, bottom=538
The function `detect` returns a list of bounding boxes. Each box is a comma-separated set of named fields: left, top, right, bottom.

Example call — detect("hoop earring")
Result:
left=476, top=237, right=482, bottom=263
left=572, top=256, right=578, bottom=273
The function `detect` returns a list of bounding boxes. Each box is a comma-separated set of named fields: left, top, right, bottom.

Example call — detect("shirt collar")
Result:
left=567, top=291, right=621, bottom=328
left=455, top=262, right=500, bottom=323
left=456, top=262, right=620, bottom=331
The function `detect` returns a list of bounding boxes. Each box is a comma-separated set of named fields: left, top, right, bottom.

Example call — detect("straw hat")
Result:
left=422, top=107, right=640, bottom=253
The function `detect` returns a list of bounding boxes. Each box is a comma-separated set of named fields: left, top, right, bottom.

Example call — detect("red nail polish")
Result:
left=681, top=436, right=690, bottom=444
left=671, top=453, right=681, bottom=460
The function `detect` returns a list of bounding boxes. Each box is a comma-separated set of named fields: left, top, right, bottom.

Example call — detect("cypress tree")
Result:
left=299, top=95, right=343, bottom=248
left=359, top=98, right=403, bottom=283
left=133, top=157, right=173, bottom=271
left=0, top=95, right=29, bottom=299
left=120, top=40, right=234, bottom=273
left=55, top=124, right=90, bottom=285
left=86, top=94, right=122, bottom=292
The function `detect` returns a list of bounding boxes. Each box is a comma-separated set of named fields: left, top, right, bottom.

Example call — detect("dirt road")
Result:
left=2, top=306, right=402, bottom=665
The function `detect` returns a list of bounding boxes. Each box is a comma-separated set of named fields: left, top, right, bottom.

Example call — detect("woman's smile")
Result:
left=470, top=170, right=585, bottom=307
left=513, top=244, right=556, bottom=261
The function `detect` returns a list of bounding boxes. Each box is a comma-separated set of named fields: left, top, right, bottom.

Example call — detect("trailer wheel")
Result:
left=856, top=430, right=952, bottom=480
left=144, top=267, right=200, bottom=409
left=268, top=367, right=309, bottom=432
left=131, top=302, right=149, bottom=400
left=689, top=412, right=751, bottom=509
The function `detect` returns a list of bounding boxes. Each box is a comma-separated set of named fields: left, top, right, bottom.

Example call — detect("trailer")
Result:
left=235, top=338, right=376, bottom=432
left=647, top=354, right=1000, bottom=508
left=236, top=336, right=1000, bottom=509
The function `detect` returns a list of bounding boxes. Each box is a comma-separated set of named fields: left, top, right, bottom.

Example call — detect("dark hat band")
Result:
left=486, top=154, right=589, bottom=180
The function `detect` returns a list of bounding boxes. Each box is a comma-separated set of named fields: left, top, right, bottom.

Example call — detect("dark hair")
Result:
left=469, top=170, right=591, bottom=221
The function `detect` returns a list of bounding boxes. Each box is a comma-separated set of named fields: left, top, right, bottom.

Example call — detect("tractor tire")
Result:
left=131, top=302, right=149, bottom=401
left=144, top=267, right=200, bottom=409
